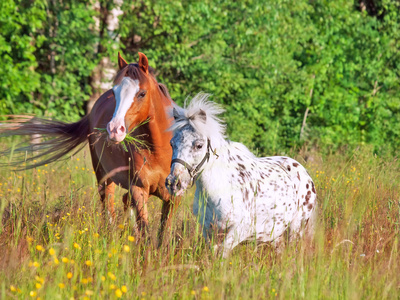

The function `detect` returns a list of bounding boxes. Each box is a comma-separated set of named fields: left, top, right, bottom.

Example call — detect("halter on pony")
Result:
left=170, top=138, right=218, bottom=186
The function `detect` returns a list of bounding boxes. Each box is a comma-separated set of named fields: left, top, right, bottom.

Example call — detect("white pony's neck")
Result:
left=198, top=139, right=256, bottom=196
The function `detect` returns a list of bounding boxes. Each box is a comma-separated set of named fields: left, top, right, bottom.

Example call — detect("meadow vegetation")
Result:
left=0, top=144, right=398, bottom=299
left=1, top=0, right=400, bottom=299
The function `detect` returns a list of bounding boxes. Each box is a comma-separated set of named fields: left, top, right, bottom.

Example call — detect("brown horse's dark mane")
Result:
left=158, top=83, right=172, bottom=102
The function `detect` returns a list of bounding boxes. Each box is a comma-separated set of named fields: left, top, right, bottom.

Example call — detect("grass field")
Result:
left=0, top=144, right=399, bottom=299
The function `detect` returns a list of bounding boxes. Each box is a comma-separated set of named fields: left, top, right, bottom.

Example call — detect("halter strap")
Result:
left=170, top=139, right=218, bottom=186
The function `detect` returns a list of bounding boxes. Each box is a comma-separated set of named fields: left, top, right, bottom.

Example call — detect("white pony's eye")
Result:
left=195, top=142, right=203, bottom=150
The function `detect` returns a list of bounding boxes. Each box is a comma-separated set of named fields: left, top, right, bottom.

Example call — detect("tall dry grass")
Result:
left=0, top=144, right=398, bottom=299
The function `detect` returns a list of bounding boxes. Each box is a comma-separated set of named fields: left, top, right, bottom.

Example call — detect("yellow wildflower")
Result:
left=58, top=283, right=65, bottom=289
left=67, top=272, right=73, bottom=279
left=123, top=245, right=130, bottom=253
left=35, top=276, right=44, bottom=284
left=128, top=236, right=135, bottom=242
left=121, top=285, right=128, bottom=293
left=35, top=283, right=42, bottom=289
left=36, top=245, right=44, bottom=252
left=108, top=272, right=116, bottom=281
left=85, top=260, right=92, bottom=266
left=115, top=289, right=123, bottom=298
left=10, top=285, right=17, bottom=292
left=29, top=291, right=37, bottom=297
left=202, top=286, right=209, bottom=292
left=62, top=257, right=69, bottom=263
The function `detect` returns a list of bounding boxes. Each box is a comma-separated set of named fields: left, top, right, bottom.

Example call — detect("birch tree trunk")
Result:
left=87, top=0, right=123, bottom=113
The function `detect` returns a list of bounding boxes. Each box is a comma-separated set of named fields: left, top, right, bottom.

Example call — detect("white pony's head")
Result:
left=166, top=93, right=225, bottom=196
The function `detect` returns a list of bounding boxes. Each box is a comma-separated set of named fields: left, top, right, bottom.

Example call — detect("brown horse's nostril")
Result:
left=117, top=125, right=125, bottom=134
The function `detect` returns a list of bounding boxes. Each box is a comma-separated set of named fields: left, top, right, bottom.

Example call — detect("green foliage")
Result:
left=95, top=118, right=151, bottom=152
left=0, top=0, right=116, bottom=120
left=119, top=0, right=400, bottom=154
left=1, top=0, right=400, bottom=153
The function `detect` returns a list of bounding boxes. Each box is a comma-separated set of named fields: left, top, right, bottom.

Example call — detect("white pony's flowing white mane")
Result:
left=169, top=93, right=226, bottom=147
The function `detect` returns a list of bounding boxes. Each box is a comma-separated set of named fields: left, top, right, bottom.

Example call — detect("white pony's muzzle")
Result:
left=166, top=164, right=190, bottom=196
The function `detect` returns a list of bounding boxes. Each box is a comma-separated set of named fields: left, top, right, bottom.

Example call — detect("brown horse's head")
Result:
left=107, top=52, right=162, bottom=143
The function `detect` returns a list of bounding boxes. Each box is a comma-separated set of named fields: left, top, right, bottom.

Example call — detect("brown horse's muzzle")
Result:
left=107, top=119, right=126, bottom=143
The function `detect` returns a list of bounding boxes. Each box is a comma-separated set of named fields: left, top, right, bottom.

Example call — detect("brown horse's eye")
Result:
left=138, top=90, right=147, bottom=99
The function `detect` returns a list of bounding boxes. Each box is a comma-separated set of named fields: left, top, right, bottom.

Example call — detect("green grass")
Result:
left=0, top=145, right=399, bottom=299
left=95, top=118, right=150, bottom=153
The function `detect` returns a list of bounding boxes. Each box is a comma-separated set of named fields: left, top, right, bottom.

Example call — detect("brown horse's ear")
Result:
left=118, top=52, right=128, bottom=70
left=138, top=52, right=149, bottom=74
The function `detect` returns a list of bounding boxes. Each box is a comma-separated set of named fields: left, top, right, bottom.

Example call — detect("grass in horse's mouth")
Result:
left=95, top=118, right=150, bottom=152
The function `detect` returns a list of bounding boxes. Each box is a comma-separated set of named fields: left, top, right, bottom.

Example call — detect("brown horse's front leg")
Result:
left=130, top=186, right=149, bottom=237
left=99, top=179, right=116, bottom=223
left=157, top=195, right=182, bottom=248
left=105, top=181, right=116, bottom=221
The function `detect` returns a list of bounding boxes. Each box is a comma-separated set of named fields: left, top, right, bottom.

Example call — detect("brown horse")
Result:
left=1, top=52, right=178, bottom=244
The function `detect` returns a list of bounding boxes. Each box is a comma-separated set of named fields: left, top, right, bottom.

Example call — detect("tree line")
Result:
left=1, top=0, right=399, bottom=155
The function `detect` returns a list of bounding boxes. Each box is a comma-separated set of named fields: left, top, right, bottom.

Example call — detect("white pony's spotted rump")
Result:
left=166, top=93, right=317, bottom=257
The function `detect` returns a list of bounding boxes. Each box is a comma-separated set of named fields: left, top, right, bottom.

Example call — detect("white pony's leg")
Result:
left=273, top=235, right=286, bottom=254
left=287, top=206, right=317, bottom=245
left=202, top=226, right=211, bottom=244
left=221, top=226, right=246, bottom=258
left=304, top=204, right=317, bottom=242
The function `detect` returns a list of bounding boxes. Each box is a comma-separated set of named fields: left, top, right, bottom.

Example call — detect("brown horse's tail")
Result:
left=0, top=115, right=91, bottom=169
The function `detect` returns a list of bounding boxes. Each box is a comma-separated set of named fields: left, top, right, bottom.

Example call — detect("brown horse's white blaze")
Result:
left=107, top=77, right=139, bottom=143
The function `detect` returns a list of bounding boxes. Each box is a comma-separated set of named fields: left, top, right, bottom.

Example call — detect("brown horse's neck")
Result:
left=146, top=88, right=173, bottom=155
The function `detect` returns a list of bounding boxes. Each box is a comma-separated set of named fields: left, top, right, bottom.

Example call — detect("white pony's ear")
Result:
left=197, top=109, right=207, bottom=122
left=173, top=107, right=180, bottom=120
left=189, top=109, right=207, bottom=123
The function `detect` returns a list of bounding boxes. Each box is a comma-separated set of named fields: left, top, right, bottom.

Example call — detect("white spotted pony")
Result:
left=165, top=94, right=317, bottom=257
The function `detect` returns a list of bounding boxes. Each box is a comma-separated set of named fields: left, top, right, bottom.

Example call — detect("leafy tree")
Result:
left=1, top=0, right=399, bottom=154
